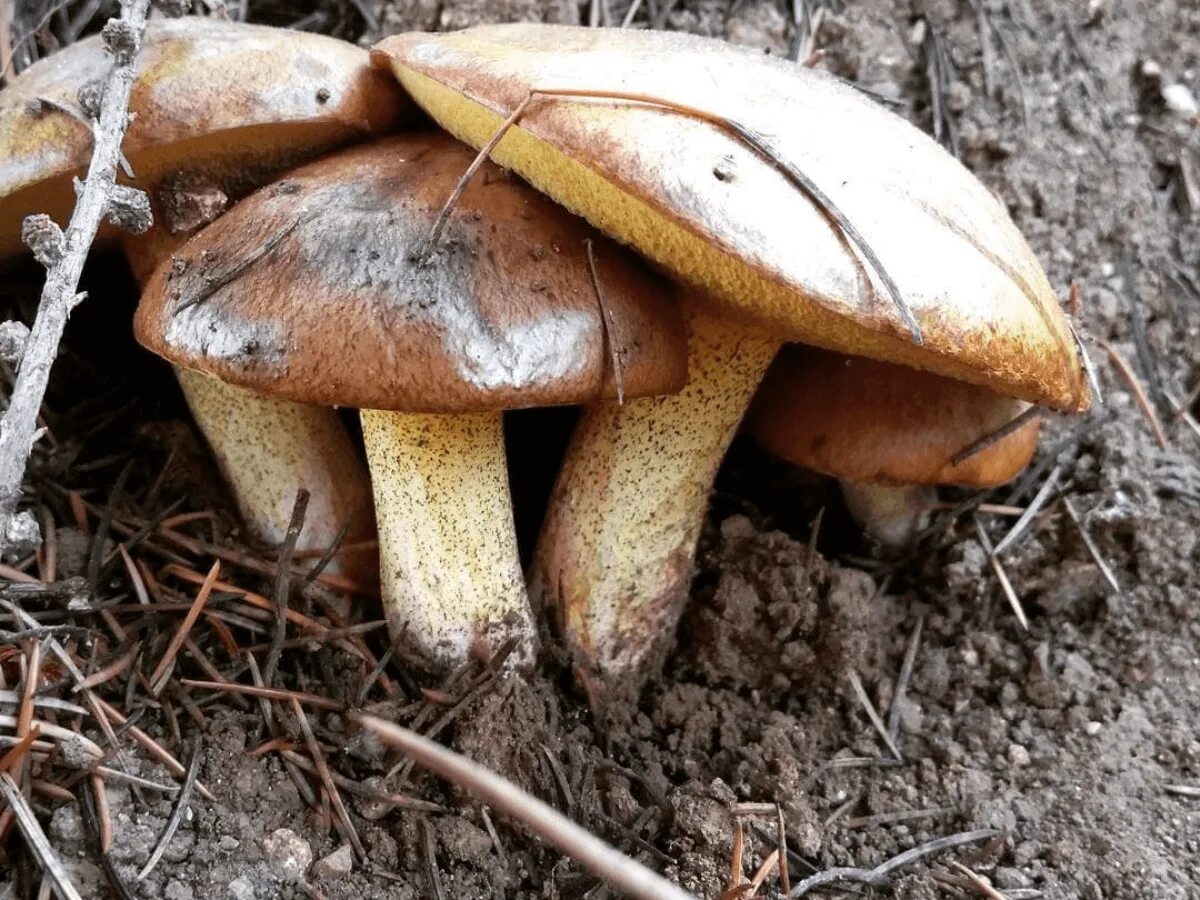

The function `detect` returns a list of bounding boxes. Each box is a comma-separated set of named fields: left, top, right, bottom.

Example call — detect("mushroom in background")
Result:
left=0, top=18, right=406, bottom=573
left=750, top=346, right=1042, bottom=546
left=373, top=24, right=1090, bottom=696
left=134, top=134, right=688, bottom=672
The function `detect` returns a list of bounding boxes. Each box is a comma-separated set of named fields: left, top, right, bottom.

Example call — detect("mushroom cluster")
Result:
left=4, top=19, right=1089, bottom=696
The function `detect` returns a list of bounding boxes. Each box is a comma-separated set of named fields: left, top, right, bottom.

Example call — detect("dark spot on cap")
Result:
left=316, top=87, right=331, bottom=103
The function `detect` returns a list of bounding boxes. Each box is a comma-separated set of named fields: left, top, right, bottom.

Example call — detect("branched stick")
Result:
left=0, top=0, right=153, bottom=554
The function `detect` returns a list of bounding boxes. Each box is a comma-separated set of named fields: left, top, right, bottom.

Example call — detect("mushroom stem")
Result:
left=838, top=481, right=935, bottom=548
left=530, top=304, right=779, bottom=692
left=177, top=368, right=375, bottom=581
left=360, top=408, right=536, bottom=672
left=125, top=231, right=375, bottom=580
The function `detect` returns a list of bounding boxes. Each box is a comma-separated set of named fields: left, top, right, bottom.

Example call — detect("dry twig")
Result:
left=355, top=714, right=698, bottom=900
left=0, top=0, right=153, bottom=553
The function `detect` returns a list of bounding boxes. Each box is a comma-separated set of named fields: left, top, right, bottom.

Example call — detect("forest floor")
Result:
left=1, top=1, right=1198, bottom=898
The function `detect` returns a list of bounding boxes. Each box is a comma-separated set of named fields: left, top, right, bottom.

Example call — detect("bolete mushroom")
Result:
left=133, top=133, right=687, bottom=672
left=0, top=18, right=405, bottom=572
left=373, top=25, right=1089, bottom=691
left=750, top=346, right=1042, bottom=546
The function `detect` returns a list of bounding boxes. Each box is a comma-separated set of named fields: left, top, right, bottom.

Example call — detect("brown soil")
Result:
left=3, top=1, right=1199, bottom=899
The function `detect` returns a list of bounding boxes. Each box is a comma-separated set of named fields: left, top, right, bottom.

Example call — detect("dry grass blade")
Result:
left=137, top=736, right=204, bottom=880
left=147, top=559, right=220, bottom=695
left=788, top=828, right=1000, bottom=897
left=265, top=489, right=309, bottom=684
left=181, top=679, right=345, bottom=712
left=950, top=860, right=1011, bottom=899
left=846, top=671, right=902, bottom=761
left=355, top=714, right=699, bottom=900
left=992, top=464, right=1062, bottom=557
left=1060, top=497, right=1121, bottom=595
left=726, top=817, right=746, bottom=897
left=887, top=617, right=923, bottom=744
left=951, top=406, right=1041, bottom=467
left=973, top=518, right=1028, bottom=630
left=0, top=771, right=85, bottom=900
left=291, top=698, right=365, bottom=861
left=1101, top=339, right=1169, bottom=448
left=1163, top=783, right=1200, bottom=798
left=421, top=818, right=446, bottom=900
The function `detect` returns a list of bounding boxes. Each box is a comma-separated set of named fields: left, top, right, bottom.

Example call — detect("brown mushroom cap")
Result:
left=0, top=18, right=406, bottom=258
left=134, top=133, right=687, bottom=412
left=750, top=345, right=1041, bottom=488
left=372, top=24, right=1088, bottom=412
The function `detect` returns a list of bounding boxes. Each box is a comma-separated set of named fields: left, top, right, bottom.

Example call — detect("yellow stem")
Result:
left=360, top=408, right=535, bottom=672
left=177, top=369, right=375, bottom=579
left=531, top=305, right=779, bottom=692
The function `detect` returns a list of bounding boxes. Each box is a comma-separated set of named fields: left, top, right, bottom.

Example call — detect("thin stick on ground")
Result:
left=138, top=736, right=203, bottom=880
left=292, top=698, right=365, bottom=861
left=992, top=463, right=1062, bottom=557
left=1060, top=496, right=1121, bottom=595
left=0, top=772, right=85, bottom=900
left=846, top=671, right=902, bottom=761
left=264, top=489, right=309, bottom=684
left=0, top=0, right=153, bottom=552
left=788, top=828, right=1000, bottom=897
left=887, top=617, right=924, bottom=744
left=1101, top=339, right=1169, bottom=448
left=973, top=517, right=1028, bottom=630
left=147, top=560, right=221, bottom=695
left=355, top=714, right=699, bottom=900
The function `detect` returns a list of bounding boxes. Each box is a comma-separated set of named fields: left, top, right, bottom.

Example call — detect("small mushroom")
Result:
left=373, top=25, right=1090, bottom=692
left=0, top=18, right=405, bottom=571
left=134, top=134, right=687, bottom=671
left=749, top=346, right=1041, bottom=546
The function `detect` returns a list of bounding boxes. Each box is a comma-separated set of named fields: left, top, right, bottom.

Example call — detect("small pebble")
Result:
left=313, top=844, right=354, bottom=881
left=263, top=828, right=312, bottom=882
left=1085, top=720, right=1103, bottom=735
left=1163, top=83, right=1199, bottom=118
left=228, top=876, right=256, bottom=900
left=1007, top=744, right=1032, bottom=767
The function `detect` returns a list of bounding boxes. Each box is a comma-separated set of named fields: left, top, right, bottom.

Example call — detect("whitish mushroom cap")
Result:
left=0, top=17, right=406, bottom=257
left=750, top=345, right=1041, bottom=487
left=372, top=24, right=1089, bottom=412
left=134, top=133, right=687, bottom=411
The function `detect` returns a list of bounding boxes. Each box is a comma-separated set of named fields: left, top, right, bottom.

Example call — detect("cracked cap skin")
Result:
left=372, top=24, right=1091, bottom=413
left=134, top=133, right=688, bottom=412
left=0, top=17, right=406, bottom=259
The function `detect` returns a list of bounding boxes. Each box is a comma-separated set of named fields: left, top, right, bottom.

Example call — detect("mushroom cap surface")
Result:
left=373, top=24, right=1088, bottom=412
left=750, top=345, right=1041, bottom=487
left=0, top=17, right=406, bottom=257
left=134, top=133, right=687, bottom=412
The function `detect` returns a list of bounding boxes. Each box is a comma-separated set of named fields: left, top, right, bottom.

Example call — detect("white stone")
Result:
left=1163, top=83, right=1199, bottom=118
left=263, top=828, right=313, bottom=882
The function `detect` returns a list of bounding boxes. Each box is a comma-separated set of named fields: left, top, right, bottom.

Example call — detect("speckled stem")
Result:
left=530, top=305, right=779, bottom=694
left=177, top=368, right=375, bottom=579
left=360, top=408, right=536, bottom=672
left=125, top=231, right=375, bottom=582
left=838, top=481, right=935, bottom=547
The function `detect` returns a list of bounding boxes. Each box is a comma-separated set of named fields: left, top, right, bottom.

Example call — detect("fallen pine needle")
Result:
left=0, top=771, right=85, bottom=900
